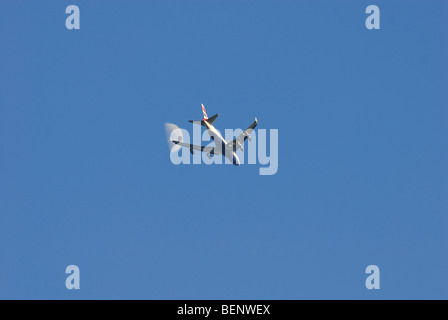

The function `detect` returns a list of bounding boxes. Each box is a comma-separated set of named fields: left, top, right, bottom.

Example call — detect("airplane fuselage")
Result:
left=204, top=121, right=240, bottom=166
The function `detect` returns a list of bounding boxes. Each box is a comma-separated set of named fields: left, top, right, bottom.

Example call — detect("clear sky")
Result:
left=0, top=1, right=447, bottom=299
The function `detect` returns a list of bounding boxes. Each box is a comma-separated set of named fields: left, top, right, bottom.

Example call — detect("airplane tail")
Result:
left=202, top=103, right=208, bottom=121
left=189, top=103, right=219, bottom=126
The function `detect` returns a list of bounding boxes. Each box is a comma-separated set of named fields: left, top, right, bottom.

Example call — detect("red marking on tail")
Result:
left=201, top=104, right=208, bottom=121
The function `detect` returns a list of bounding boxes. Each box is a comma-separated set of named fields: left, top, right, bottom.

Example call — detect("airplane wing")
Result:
left=228, top=117, right=258, bottom=152
left=171, top=140, right=221, bottom=155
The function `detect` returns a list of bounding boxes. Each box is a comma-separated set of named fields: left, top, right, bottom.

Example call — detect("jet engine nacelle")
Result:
left=190, top=148, right=195, bottom=155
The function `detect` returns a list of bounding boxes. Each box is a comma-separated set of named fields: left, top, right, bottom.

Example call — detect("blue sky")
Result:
left=0, top=1, right=447, bottom=299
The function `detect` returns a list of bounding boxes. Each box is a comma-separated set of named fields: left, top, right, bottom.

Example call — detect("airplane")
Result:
left=171, top=104, right=258, bottom=166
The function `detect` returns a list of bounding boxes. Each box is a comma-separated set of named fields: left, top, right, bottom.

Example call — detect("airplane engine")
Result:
left=190, top=148, right=195, bottom=155
left=207, top=152, right=213, bottom=159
